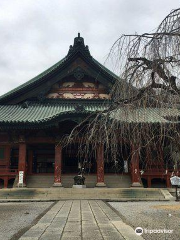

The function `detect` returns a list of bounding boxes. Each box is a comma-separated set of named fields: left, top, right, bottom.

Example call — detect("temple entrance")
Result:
left=62, top=145, right=79, bottom=173
left=31, top=144, right=55, bottom=173
left=62, top=144, right=96, bottom=174
left=105, top=144, right=131, bottom=173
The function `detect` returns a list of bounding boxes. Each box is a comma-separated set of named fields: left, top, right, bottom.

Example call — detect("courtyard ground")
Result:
left=1, top=200, right=179, bottom=240
left=109, top=201, right=180, bottom=240
left=0, top=201, right=53, bottom=240
left=0, top=200, right=142, bottom=240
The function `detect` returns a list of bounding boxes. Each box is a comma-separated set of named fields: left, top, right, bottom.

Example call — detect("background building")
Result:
left=0, top=34, right=177, bottom=188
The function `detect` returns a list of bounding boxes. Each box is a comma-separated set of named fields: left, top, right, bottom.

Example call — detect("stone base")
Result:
left=131, top=182, right=143, bottom=187
left=96, top=182, right=107, bottom=187
left=53, top=182, right=63, bottom=187
left=72, top=185, right=86, bottom=188
left=17, top=183, right=26, bottom=188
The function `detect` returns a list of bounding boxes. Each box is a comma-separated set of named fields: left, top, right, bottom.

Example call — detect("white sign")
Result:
left=170, top=176, right=180, bottom=186
left=19, top=171, right=24, bottom=184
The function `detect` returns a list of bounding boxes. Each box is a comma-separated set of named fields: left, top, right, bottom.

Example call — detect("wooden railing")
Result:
left=142, top=168, right=180, bottom=176
left=0, top=167, right=18, bottom=175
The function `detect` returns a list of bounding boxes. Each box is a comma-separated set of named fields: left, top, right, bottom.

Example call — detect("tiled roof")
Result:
left=0, top=100, right=179, bottom=129
left=110, top=107, right=180, bottom=123
left=0, top=101, right=107, bottom=128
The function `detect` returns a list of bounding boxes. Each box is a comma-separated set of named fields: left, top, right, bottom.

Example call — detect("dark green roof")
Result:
left=0, top=33, right=119, bottom=104
left=0, top=98, right=179, bottom=129
left=0, top=100, right=108, bottom=129
left=110, top=108, right=180, bottom=123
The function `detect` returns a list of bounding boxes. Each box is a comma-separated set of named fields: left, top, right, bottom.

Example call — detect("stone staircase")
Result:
left=105, top=175, right=131, bottom=188
left=26, top=175, right=54, bottom=188
left=0, top=188, right=170, bottom=201
left=25, top=174, right=132, bottom=188
left=4, top=174, right=173, bottom=201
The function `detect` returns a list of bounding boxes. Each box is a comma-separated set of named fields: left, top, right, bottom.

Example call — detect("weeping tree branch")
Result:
left=67, top=8, right=180, bottom=173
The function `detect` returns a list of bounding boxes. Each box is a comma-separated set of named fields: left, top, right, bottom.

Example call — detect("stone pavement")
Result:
left=19, top=200, right=143, bottom=240
left=0, top=201, right=53, bottom=240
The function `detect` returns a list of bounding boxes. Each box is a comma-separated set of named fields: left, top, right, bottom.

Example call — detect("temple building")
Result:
left=0, top=34, right=177, bottom=189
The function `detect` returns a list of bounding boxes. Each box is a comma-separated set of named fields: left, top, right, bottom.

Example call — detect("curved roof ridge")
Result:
left=0, top=56, right=67, bottom=101
left=0, top=34, right=119, bottom=103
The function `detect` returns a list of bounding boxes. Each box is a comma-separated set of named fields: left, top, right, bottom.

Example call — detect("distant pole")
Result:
left=175, top=186, right=179, bottom=201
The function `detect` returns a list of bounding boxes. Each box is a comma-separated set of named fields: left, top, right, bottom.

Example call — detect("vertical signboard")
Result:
left=18, top=171, right=24, bottom=187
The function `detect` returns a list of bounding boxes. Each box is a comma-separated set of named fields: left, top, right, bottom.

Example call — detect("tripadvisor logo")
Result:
left=135, top=227, right=143, bottom=235
left=135, top=227, right=173, bottom=235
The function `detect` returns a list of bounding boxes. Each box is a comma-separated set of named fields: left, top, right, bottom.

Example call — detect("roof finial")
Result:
left=67, top=32, right=91, bottom=57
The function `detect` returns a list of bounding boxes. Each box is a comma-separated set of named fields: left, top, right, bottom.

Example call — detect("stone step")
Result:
left=0, top=188, right=169, bottom=201
left=26, top=174, right=132, bottom=188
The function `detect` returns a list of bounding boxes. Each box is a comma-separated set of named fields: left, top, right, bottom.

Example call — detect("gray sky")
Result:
left=0, top=0, right=180, bottom=96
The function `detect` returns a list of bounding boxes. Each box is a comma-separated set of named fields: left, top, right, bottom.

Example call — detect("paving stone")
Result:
left=103, top=236, right=124, bottom=240
left=62, top=231, right=81, bottom=237
left=39, top=232, right=61, bottom=240
left=19, top=237, right=39, bottom=240
left=64, top=225, right=81, bottom=232
left=82, top=226, right=99, bottom=231
left=82, top=229, right=102, bottom=238
left=61, top=237, right=81, bottom=240
left=53, top=217, right=67, bottom=222
left=19, top=200, right=145, bottom=240
left=30, top=223, right=49, bottom=231
left=101, top=229, right=124, bottom=238
left=21, top=230, right=44, bottom=238
left=83, top=237, right=103, bottom=240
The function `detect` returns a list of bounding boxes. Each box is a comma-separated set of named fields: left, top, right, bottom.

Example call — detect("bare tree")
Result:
left=68, top=8, right=180, bottom=175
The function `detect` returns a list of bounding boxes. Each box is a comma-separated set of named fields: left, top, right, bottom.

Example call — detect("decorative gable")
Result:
left=0, top=33, right=117, bottom=104
left=46, top=69, right=110, bottom=100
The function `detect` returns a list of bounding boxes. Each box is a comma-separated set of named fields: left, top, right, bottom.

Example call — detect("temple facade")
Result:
left=0, top=34, right=176, bottom=189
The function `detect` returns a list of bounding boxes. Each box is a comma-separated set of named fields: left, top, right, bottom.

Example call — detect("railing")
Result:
left=0, top=168, right=18, bottom=175
left=142, top=168, right=180, bottom=174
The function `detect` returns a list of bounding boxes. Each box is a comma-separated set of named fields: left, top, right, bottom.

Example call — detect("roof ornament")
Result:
left=67, top=33, right=91, bottom=57
left=75, top=104, right=85, bottom=112
left=73, top=67, right=85, bottom=80
left=21, top=101, right=29, bottom=109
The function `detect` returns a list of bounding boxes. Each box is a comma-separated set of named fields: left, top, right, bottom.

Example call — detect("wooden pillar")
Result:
left=53, top=144, right=63, bottom=187
left=166, top=174, right=171, bottom=188
left=4, top=177, right=8, bottom=188
left=147, top=176, right=151, bottom=188
left=96, top=144, right=106, bottom=187
left=131, top=144, right=142, bottom=187
left=18, top=136, right=27, bottom=187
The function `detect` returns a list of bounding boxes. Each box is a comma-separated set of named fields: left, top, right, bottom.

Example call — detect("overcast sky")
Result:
left=0, top=0, right=180, bottom=96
